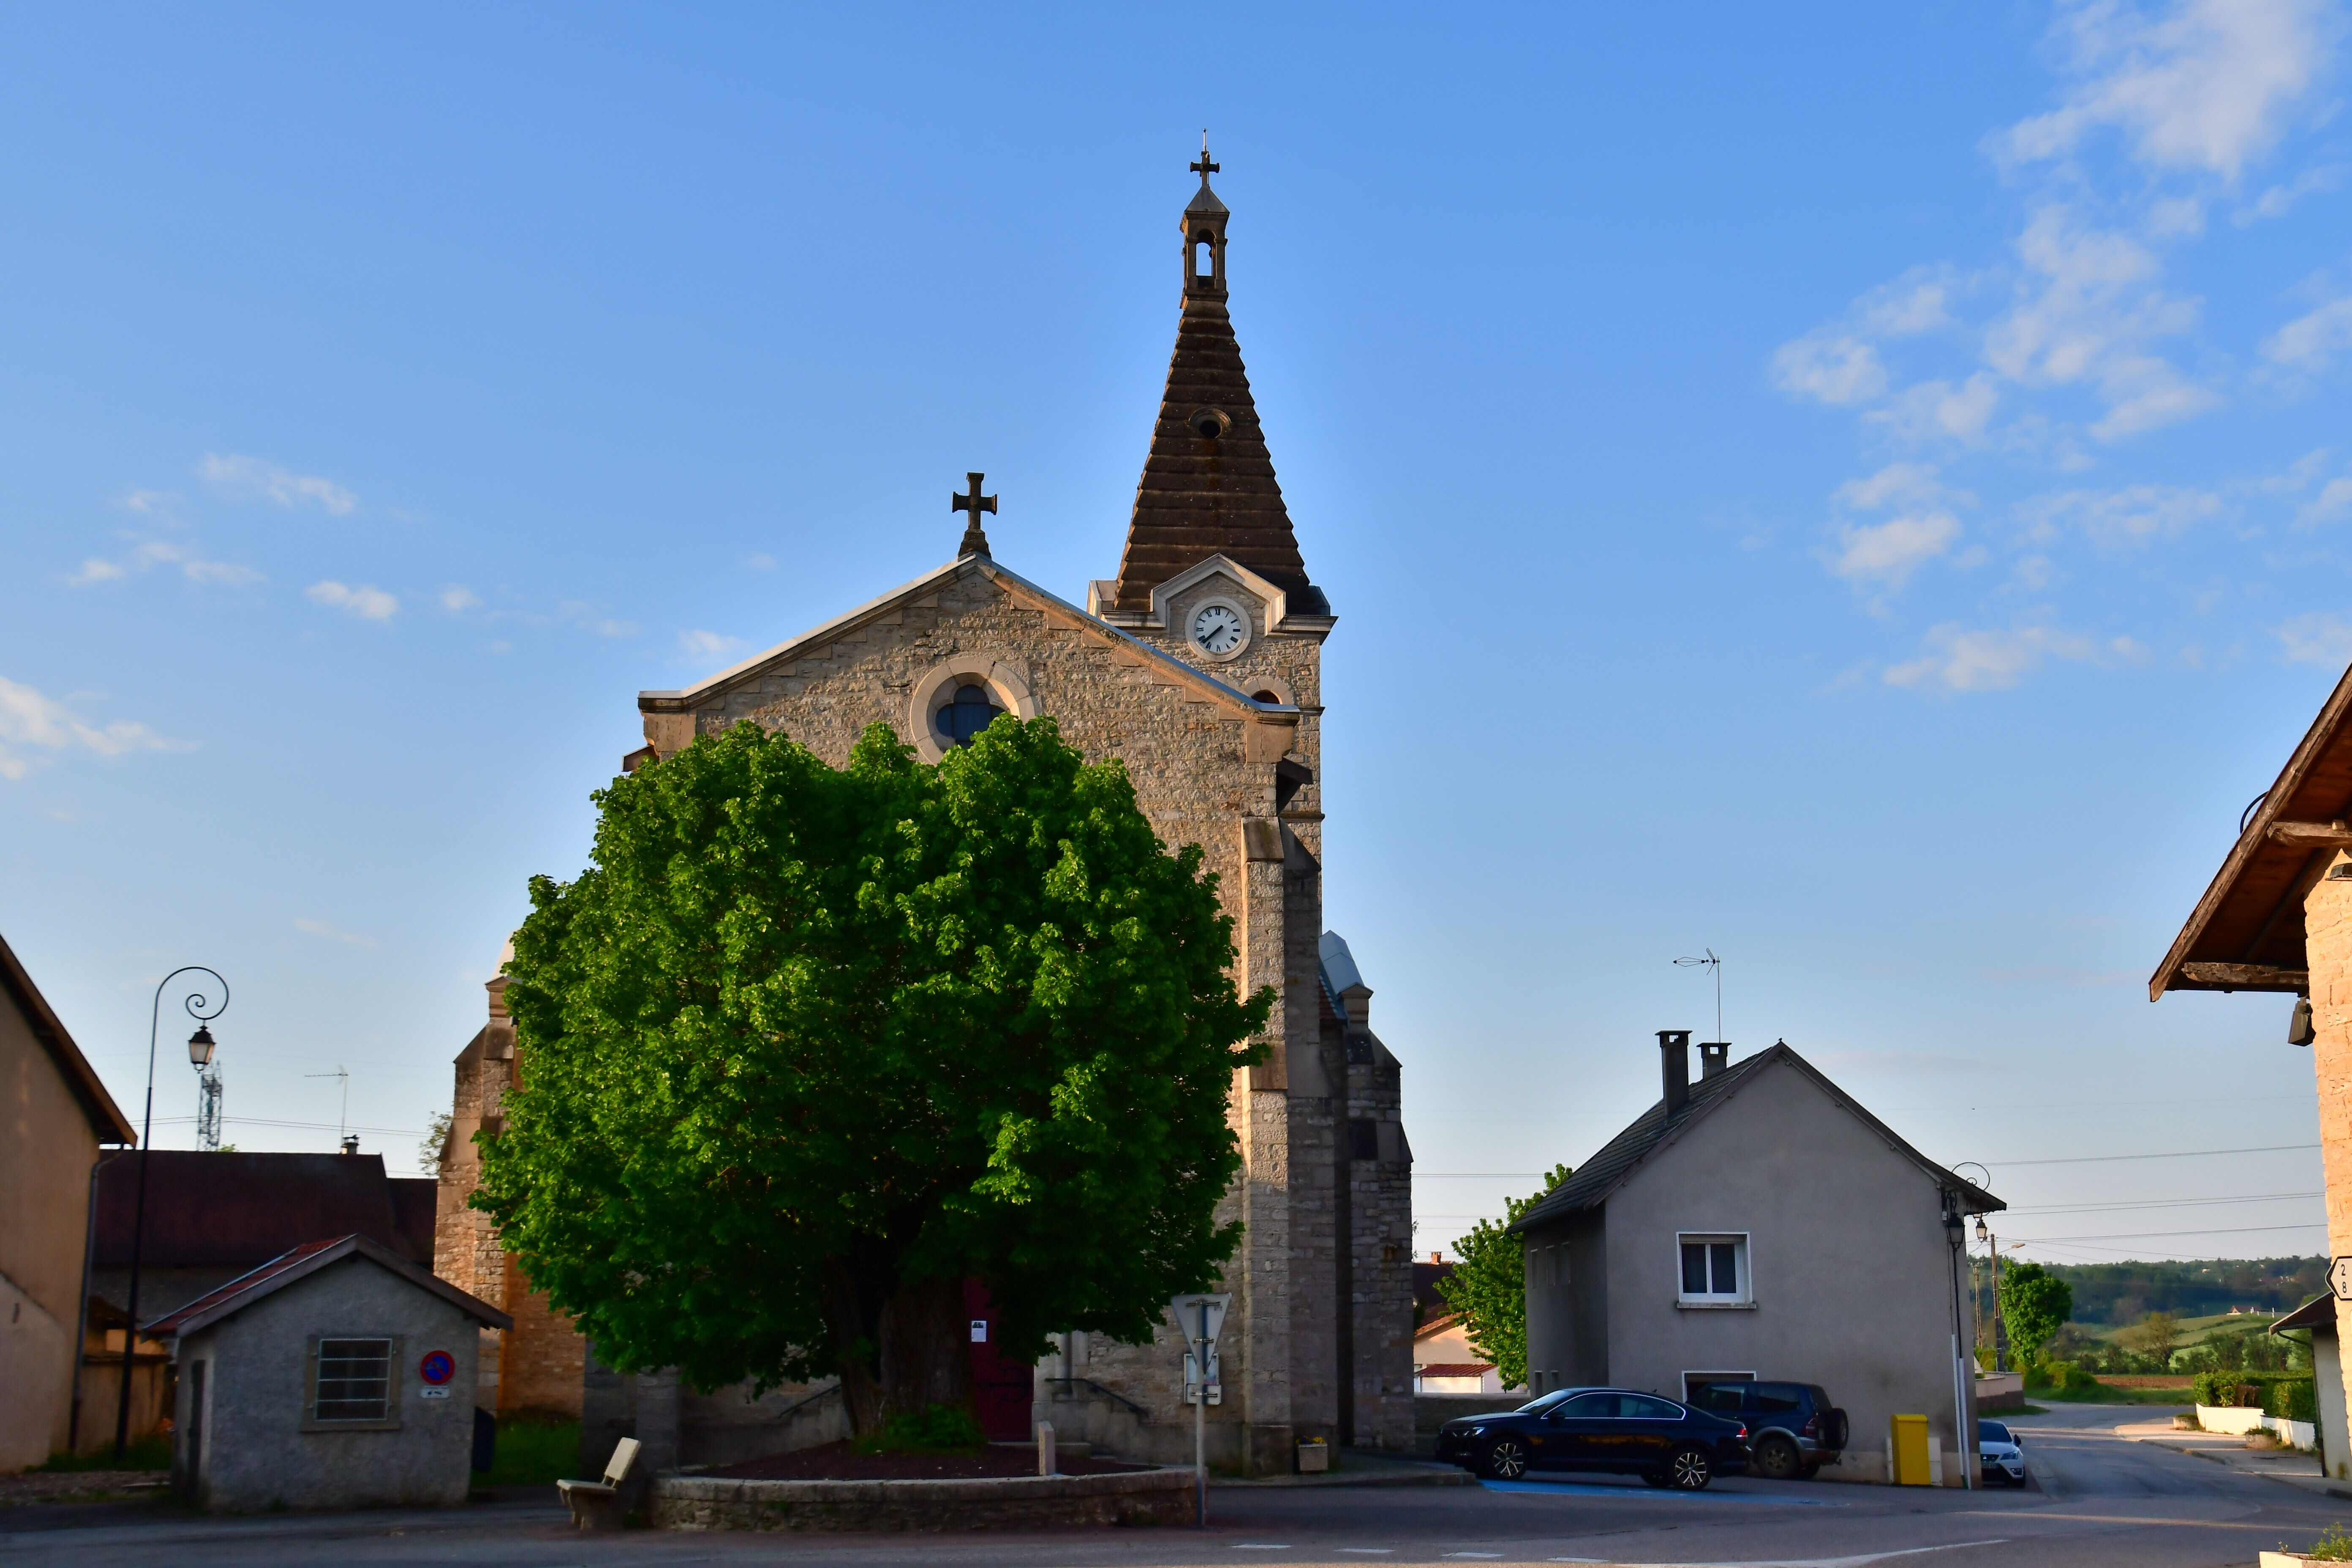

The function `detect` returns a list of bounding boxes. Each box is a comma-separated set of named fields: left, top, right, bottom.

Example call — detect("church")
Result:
left=436, top=152, right=1416, bottom=1476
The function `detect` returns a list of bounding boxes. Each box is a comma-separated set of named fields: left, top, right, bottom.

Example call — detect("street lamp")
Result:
left=115, top=967, right=229, bottom=1460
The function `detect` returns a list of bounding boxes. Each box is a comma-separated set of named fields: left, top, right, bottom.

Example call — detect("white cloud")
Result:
left=2240, top=161, right=2344, bottom=222
left=305, top=580, right=399, bottom=620
left=0, top=675, right=172, bottom=780
left=2300, top=475, right=2352, bottom=525
left=68, top=537, right=261, bottom=588
left=1833, top=514, right=1963, bottom=588
left=743, top=552, right=776, bottom=571
left=1884, top=623, right=2102, bottom=691
left=1770, top=332, right=1887, bottom=406
left=1998, top=0, right=2338, bottom=181
left=294, top=917, right=379, bottom=949
left=439, top=585, right=482, bottom=613
left=1868, top=374, right=2002, bottom=444
left=679, top=629, right=747, bottom=663
left=199, top=452, right=358, bottom=515
left=2265, top=294, right=2352, bottom=369
left=2280, top=610, right=2352, bottom=666
left=2025, top=482, right=2228, bottom=545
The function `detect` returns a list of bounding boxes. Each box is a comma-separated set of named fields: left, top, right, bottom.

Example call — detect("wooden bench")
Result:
left=556, top=1436, right=640, bottom=1532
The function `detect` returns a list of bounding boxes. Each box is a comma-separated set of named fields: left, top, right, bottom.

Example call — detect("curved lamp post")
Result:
left=114, top=966, right=228, bottom=1459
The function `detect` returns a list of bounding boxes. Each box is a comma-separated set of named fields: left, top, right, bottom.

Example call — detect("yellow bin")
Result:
left=1891, top=1413, right=1932, bottom=1486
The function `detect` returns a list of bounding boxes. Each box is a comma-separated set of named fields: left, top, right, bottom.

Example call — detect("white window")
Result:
left=1675, top=1233, right=1751, bottom=1305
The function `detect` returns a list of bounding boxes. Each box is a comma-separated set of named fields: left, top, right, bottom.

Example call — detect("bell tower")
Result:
left=1184, top=136, right=1228, bottom=299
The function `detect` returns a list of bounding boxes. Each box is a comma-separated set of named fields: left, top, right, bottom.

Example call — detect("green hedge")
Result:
left=2030, top=1359, right=2100, bottom=1394
left=2191, top=1372, right=2314, bottom=1418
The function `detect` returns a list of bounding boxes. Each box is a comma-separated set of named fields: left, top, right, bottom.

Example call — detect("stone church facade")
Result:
left=436, top=155, right=1415, bottom=1474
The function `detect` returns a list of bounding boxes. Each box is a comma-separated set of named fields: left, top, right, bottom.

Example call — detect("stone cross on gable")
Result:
left=1191, top=132, right=1218, bottom=183
left=952, top=472, right=997, bottom=558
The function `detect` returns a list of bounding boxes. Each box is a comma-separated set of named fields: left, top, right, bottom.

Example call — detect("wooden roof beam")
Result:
left=2269, top=821, right=2352, bottom=849
left=2177, top=961, right=2310, bottom=992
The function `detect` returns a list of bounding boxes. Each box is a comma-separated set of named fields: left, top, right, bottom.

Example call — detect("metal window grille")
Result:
left=315, top=1338, right=394, bottom=1421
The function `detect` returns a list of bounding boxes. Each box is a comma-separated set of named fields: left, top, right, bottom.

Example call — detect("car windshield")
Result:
left=1516, top=1390, right=1575, bottom=1415
left=1979, top=1420, right=2012, bottom=1444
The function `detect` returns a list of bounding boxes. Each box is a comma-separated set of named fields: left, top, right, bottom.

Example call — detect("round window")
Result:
left=933, top=683, right=1005, bottom=747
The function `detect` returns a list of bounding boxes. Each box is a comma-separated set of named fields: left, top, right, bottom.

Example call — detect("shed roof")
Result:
left=1507, top=1041, right=2001, bottom=1234
left=0, top=929, right=134, bottom=1145
left=144, top=1232, right=511, bottom=1337
left=95, top=1151, right=433, bottom=1269
left=2272, top=1292, right=2335, bottom=1336
left=2152, top=660, right=2352, bottom=999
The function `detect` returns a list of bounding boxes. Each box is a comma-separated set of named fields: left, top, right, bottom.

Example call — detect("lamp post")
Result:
left=114, top=966, right=228, bottom=1460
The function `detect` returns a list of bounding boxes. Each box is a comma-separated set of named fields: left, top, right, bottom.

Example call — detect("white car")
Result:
left=1979, top=1418, right=2027, bottom=1486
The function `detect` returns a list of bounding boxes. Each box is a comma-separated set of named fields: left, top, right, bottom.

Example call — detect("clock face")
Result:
left=1191, top=603, right=1247, bottom=656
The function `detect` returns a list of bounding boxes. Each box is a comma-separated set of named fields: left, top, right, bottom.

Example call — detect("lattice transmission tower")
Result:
left=196, top=1064, right=224, bottom=1151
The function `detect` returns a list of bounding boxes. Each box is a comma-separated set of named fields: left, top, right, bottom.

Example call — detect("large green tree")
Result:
left=1434, top=1164, right=1571, bottom=1391
left=475, top=717, right=1269, bottom=1434
left=1998, top=1260, right=2074, bottom=1363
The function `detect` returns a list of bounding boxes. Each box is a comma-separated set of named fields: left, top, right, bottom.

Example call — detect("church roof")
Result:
left=639, top=553, right=1292, bottom=719
left=1108, top=171, right=1320, bottom=618
left=2151, top=658, right=2352, bottom=999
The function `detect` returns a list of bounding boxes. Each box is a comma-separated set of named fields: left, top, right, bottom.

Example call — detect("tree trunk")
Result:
left=818, top=1256, right=885, bottom=1437
left=878, top=1272, right=977, bottom=1422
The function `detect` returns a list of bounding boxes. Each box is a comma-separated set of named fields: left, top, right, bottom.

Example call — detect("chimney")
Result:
left=1339, top=982, right=1372, bottom=1036
left=1658, top=1030, right=1691, bottom=1117
left=1699, top=1041, right=1729, bottom=1079
left=340, top=1135, right=360, bottom=1156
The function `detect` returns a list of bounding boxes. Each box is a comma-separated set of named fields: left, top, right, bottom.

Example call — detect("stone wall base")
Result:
left=650, top=1468, right=1196, bottom=1531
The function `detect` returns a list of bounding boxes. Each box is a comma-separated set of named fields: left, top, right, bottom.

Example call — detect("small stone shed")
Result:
left=147, top=1233, right=510, bottom=1511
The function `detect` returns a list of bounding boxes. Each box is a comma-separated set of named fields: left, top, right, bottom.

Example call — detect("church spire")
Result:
left=1107, top=143, right=1320, bottom=618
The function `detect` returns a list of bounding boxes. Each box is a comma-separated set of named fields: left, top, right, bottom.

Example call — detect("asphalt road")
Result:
left=5, top=1405, right=2345, bottom=1567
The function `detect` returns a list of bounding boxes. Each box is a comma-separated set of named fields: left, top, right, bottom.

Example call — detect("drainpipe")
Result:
left=68, top=1148, right=127, bottom=1453
left=1943, top=1193, right=1973, bottom=1490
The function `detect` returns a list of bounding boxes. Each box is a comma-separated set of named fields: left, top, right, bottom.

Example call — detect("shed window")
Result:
left=1675, top=1233, right=1750, bottom=1304
left=315, top=1338, right=394, bottom=1421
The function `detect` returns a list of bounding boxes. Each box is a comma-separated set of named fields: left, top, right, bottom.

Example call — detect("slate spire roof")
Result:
left=1108, top=150, right=1324, bottom=617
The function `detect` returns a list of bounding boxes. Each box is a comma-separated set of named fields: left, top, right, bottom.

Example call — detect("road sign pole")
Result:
left=1195, top=1299, right=1208, bottom=1527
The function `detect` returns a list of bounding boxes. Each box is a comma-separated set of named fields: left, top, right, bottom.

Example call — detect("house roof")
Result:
left=0, top=930, right=134, bottom=1145
left=1415, top=1311, right=1463, bottom=1343
left=2151, top=660, right=2352, bottom=999
left=2272, top=1293, right=2335, bottom=1336
left=1416, top=1363, right=1495, bottom=1379
left=1507, top=1041, right=2002, bottom=1235
left=95, top=1151, right=435, bottom=1270
left=638, top=555, right=1289, bottom=721
left=144, top=1232, right=510, bottom=1338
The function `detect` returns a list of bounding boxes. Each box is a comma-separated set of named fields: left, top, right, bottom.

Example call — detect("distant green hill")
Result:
left=2017, top=1257, right=2325, bottom=1326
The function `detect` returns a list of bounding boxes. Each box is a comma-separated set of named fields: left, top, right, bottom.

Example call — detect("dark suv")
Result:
left=1687, top=1381, right=1846, bottom=1480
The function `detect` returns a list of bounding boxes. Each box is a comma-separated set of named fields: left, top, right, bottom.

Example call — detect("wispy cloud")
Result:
left=1883, top=623, right=2128, bottom=692
left=305, top=581, right=399, bottom=620
left=199, top=453, right=358, bottom=515
left=0, top=675, right=172, bottom=780
left=2280, top=610, right=2352, bottom=667
left=2265, top=293, right=2352, bottom=371
left=2023, top=482, right=2229, bottom=547
left=678, top=629, right=747, bottom=664
left=1825, top=464, right=1969, bottom=592
left=67, top=537, right=263, bottom=588
left=294, top=917, right=379, bottom=949
left=742, top=552, right=777, bottom=572
left=438, top=585, right=481, bottom=613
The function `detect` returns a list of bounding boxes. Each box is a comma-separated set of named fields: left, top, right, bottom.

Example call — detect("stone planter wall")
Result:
left=650, top=1467, right=1196, bottom=1532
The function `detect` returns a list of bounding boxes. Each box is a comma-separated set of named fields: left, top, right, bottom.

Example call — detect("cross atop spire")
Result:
left=1191, top=131, right=1218, bottom=184
left=951, top=472, right=996, bottom=557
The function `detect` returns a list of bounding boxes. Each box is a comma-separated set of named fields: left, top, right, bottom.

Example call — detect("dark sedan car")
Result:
left=1433, top=1387, right=1751, bottom=1489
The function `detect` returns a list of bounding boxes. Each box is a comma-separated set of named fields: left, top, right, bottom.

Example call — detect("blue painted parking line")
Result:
left=1479, top=1478, right=1846, bottom=1505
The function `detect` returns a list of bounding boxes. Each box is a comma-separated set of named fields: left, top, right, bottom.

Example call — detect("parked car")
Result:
left=1433, top=1387, right=1751, bottom=1489
left=1978, top=1418, right=2026, bottom=1486
left=1687, top=1381, right=1848, bottom=1480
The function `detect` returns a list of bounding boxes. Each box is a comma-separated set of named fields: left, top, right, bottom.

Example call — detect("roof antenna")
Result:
left=1674, top=949, right=1722, bottom=1042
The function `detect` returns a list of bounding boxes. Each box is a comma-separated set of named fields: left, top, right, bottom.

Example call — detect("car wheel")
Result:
left=1668, top=1445, right=1713, bottom=1490
left=1484, top=1438, right=1529, bottom=1481
left=1754, top=1435, right=1802, bottom=1481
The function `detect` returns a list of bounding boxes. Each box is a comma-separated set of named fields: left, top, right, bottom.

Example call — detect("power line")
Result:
left=149, top=1114, right=426, bottom=1138
left=2010, top=1221, right=2326, bottom=1243
left=2003, top=1191, right=2322, bottom=1216
left=1979, top=1143, right=2319, bottom=1168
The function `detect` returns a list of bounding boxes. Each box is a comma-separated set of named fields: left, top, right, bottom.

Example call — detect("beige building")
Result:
left=0, top=932, right=136, bottom=1470
left=437, top=153, right=1416, bottom=1476
left=2153, top=660, right=2352, bottom=1479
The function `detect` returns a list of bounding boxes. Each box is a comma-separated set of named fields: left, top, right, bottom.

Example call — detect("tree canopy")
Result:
left=1434, top=1163, right=1571, bottom=1391
left=474, top=717, right=1269, bottom=1432
left=1998, top=1260, right=2074, bottom=1362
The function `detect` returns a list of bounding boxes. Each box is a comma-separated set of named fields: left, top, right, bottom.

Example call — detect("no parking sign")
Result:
left=419, top=1350, right=455, bottom=1384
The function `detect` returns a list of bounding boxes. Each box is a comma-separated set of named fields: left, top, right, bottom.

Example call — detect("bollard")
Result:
left=1037, top=1421, right=1057, bottom=1477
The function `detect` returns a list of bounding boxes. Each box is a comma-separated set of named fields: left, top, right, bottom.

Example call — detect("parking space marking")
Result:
left=1336, top=1552, right=1394, bottom=1557
left=1542, top=1541, right=2006, bottom=1568
left=1233, top=1546, right=1292, bottom=1551
left=1479, top=1479, right=1846, bottom=1505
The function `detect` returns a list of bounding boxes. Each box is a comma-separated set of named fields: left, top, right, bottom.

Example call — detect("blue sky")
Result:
left=4, top=2, right=2349, bottom=1270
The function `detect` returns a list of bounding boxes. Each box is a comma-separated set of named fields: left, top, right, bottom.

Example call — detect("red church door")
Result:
left=962, top=1280, right=1033, bottom=1441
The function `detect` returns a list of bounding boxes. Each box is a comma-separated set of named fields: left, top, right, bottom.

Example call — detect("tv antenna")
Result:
left=1674, top=949, right=1722, bottom=1041
left=306, top=1065, right=350, bottom=1148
